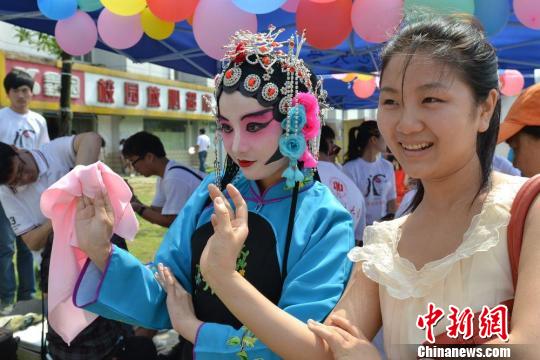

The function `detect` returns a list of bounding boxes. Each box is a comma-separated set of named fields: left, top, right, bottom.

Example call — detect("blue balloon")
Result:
left=474, top=0, right=510, bottom=36
left=233, top=0, right=287, bottom=14
left=38, top=0, right=78, bottom=20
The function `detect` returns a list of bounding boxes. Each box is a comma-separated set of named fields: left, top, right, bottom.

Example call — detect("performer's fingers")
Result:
left=208, top=184, right=222, bottom=201
left=157, top=263, right=168, bottom=287
left=154, top=264, right=167, bottom=292
left=81, top=194, right=90, bottom=207
left=213, top=196, right=233, bottom=235
left=76, top=197, right=85, bottom=211
left=77, top=196, right=94, bottom=218
left=163, top=266, right=187, bottom=299
left=226, top=184, right=248, bottom=224
left=101, top=190, right=114, bottom=220
left=161, top=265, right=175, bottom=288
left=327, top=315, right=362, bottom=339
left=208, top=184, right=234, bottom=221
left=160, top=264, right=176, bottom=297
left=154, top=272, right=167, bottom=293
left=93, top=192, right=107, bottom=214
left=76, top=197, right=89, bottom=217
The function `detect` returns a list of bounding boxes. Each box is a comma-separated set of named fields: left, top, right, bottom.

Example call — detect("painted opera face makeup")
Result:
left=218, top=91, right=288, bottom=182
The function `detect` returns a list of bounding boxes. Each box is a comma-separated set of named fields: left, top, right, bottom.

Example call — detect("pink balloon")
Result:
left=97, top=8, right=143, bottom=49
left=351, top=0, right=403, bottom=43
left=499, top=69, right=525, bottom=96
left=352, top=77, right=376, bottom=98
left=514, top=0, right=540, bottom=29
left=193, top=0, right=257, bottom=60
left=281, top=0, right=300, bottom=13
left=55, top=11, right=97, bottom=56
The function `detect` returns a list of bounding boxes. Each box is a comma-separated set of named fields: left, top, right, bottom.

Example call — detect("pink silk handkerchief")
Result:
left=41, top=161, right=139, bottom=345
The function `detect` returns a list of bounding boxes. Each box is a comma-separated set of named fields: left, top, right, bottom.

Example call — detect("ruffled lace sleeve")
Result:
left=346, top=177, right=527, bottom=300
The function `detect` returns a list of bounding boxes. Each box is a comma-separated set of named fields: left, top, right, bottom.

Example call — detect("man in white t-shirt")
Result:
left=0, top=69, right=50, bottom=313
left=0, top=133, right=102, bottom=251
left=123, top=131, right=204, bottom=228
left=196, top=128, right=211, bottom=173
left=317, top=126, right=367, bottom=245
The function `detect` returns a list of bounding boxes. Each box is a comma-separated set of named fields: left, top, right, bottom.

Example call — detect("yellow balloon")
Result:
left=141, top=8, right=175, bottom=40
left=340, top=73, right=358, bottom=82
left=356, top=74, right=373, bottom=81
left=101, top=0, right=147, bottom=16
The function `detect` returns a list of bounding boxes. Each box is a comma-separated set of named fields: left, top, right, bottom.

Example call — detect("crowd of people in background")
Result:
left=1, top=13, right=540, bottom=360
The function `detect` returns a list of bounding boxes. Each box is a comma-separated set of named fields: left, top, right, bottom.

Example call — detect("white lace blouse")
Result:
left=348, top=176, right=526, bottom=359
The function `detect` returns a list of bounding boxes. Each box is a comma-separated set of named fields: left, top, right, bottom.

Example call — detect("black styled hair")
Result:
left=521, top=126, right=540, bottom=140
left=0, top=142, right=18, bottom=185
left=345, top=121, right=381, bottom=163
left=380, top=15, right=500, bottom=212
left=122, top=131, right=166, bottom=158
left=319, top=125, right=336, bottom=154
left=4, top=69, right=34, bottom=93
left=199, top=128, right=206, bottom=134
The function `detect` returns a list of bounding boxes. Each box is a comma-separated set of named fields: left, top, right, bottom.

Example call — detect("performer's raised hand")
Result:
left=75, top=191, right=114, bottom=270
left=200, top=183, right=249, bottom=279
left=154, top=263, right=201, bottom=343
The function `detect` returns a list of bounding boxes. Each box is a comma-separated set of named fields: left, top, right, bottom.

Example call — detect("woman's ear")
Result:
left=478, top=88, right=498, bottom=133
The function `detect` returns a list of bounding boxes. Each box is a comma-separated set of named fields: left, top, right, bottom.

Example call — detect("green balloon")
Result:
left=78, top=0, right=103, bottom=12
left=405, top=0, right=475, bottom=17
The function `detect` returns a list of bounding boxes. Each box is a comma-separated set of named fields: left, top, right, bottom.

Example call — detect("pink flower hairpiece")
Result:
left=293, top=92, right=320, bottom=141
left=291, top=92, right=320, bottom=169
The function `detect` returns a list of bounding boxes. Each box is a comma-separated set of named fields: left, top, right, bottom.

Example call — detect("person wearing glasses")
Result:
left=122, top=131, right=204, bottom=228
left=0, top=69, right=50, bottom=315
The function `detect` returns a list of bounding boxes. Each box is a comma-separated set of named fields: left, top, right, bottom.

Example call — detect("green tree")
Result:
left=14, top=27, right=73, bottom=138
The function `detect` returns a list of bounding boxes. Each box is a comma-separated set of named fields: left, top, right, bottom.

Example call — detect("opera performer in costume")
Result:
left=73, top=26, right=354, bottom=360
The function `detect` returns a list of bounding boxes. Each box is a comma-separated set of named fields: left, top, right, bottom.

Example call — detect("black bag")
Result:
left=0, top=327, right=18, bottom=360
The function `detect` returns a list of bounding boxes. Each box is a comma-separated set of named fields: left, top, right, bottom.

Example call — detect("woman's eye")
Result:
left=422, top=97, right=442, bottom=104
left=246, top=123, right=267, bottom=132
left=220, top=124, right=233, bottom=133
left=381, top=98, right=397, bottom=106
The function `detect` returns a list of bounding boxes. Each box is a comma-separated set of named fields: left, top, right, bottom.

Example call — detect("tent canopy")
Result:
left=1, top=0, right=539, bottom=109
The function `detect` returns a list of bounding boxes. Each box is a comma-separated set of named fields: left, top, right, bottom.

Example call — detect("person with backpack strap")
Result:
left=122, top=131, right=204, bottom=228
